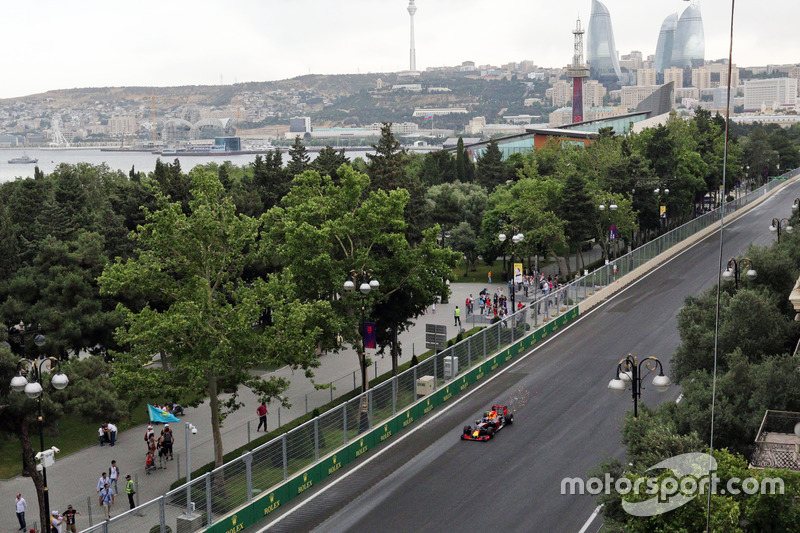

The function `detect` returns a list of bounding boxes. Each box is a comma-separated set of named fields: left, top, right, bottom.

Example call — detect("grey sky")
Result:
left=0, top=0, right=796, bottom=99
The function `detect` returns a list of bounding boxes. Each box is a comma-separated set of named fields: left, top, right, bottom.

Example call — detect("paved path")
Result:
left=0, top=251, right=589, bottom=532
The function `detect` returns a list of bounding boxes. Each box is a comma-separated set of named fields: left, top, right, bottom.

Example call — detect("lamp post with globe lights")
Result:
left=770, top=217, right=793, bottom=243
left=598, top=201, right=618, bottom=259
left=7, top=326, right=69, bottom=528
left=607, top=354, right=671, bottom=420
left=722, top=257, right=757, bottom=290
left=343, top=271, right=380, bottom=393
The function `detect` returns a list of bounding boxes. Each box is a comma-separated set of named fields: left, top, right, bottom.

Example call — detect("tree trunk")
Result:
left=391, top=326, right=400, bottom=377
left=358, top=340, right=369, bottom=393
left=159, top=351, right=169, bottom=371
left=208, top=376, right=224, bottom=468
left=19, top=419, right=48, bottom=531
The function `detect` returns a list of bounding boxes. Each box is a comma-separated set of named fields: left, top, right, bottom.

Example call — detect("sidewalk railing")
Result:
left=79, top=172, right=797, bottom=533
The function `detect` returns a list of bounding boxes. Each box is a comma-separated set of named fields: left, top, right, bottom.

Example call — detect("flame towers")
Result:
left=655, top=4, right=704, bottom=72
left=586, top=0, right=621, bottom=81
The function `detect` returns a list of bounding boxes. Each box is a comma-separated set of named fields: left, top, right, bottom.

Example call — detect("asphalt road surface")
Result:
left=256, top=179, right=800, bottom=533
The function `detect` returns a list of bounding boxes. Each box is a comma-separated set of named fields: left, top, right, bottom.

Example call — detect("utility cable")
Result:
left=707, top=0, right=736, bottom=530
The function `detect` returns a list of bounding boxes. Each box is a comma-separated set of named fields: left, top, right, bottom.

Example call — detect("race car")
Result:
left=461, top=404, right=514, bottom=441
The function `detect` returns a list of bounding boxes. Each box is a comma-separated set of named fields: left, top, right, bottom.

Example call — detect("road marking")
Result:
left=578, top=505, right=603, bottom=533
left=256, top=199, right=782, bottom=532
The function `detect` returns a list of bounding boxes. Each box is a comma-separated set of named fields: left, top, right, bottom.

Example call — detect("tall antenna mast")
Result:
left=566, top=17, right=590, bottom=123
left=408, top=0, right=417, bottom=71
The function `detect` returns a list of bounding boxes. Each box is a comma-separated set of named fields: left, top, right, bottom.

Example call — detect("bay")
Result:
left=0, top=147, right=428, bottom=183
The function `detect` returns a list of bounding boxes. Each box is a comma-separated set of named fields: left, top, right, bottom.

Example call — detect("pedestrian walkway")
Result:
left=0, top=250, right=592, bottom=532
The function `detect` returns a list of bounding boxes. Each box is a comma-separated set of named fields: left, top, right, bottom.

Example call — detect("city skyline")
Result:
left=0, top=0, right=798, bottom=99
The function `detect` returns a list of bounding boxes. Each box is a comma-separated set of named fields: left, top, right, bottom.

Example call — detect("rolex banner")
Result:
left=364, top=322, right=376, bottom=349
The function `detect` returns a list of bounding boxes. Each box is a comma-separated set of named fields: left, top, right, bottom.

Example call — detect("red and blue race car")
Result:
left=461, top=404, right=514, bottom=441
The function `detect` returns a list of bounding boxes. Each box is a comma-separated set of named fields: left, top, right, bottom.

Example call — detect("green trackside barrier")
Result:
left=348, top=432, right=373, bottom=463
left=289, top=463, right=321, bottom=498
left=255, top=483, right=289, bottom=522
left=202, top=307, right=584, bottom=533
left=205, top=505, right=254, bottom=533
left=255, top=483, right=289, bottom=521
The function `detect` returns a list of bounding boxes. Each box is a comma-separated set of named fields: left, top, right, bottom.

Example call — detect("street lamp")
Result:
left=598, top=202, right=618, bottom=259
left=721, top=257, right=757, bottom=289
left=770, top=217, right=793, bottom=243
left=7, top=324, right=68, bottom=527
left=792, top=198, right=800, bottom=215
left=498, top=231, right=524, bottom=312
left=607, top=354, right=671, bottom=420
left=437, top=231, right=451, bottom=303
left=343, top=271, right=380, bottom=393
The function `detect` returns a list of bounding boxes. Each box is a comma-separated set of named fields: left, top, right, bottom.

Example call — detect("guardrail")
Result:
left=80, top=171, right=797, bottom=533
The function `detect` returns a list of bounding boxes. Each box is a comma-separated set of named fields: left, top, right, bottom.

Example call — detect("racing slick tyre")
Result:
left=508, top=413, right=514, bottom=425
left=463, top=426, right=471, bottom=435
left=487, top=427, right=495, bottom=438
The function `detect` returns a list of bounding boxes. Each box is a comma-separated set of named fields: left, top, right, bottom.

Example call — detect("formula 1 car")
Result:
left=461, top=404, right=514, bottom=441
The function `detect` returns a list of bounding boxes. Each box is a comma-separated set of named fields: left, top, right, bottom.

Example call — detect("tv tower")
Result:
left=408, top=0, right=417, bottom=72
left=567, top=17, right=590, bottom=123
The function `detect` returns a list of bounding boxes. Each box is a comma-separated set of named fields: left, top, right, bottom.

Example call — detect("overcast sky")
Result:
left=1, top=0, right=796, bottom=99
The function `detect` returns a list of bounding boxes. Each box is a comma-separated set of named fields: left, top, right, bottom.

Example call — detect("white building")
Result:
left=621, top=86, right=660, bottom=109
left=744, top=78, right=798, bottom=111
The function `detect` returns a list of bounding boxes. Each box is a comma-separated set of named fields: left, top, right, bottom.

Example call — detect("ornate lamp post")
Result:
left=498, top=231, right=524, bottom=312
left=343, top=272, right=380, bottom=393
left=722, top=257, right=757, bottom=289
left=7, top=323, right=69, bottom=528
left=598, top=201, right=618, bottom=259
left=770, top=217, right=793, bottom=243
left=607, top=354, right=671, bottom=420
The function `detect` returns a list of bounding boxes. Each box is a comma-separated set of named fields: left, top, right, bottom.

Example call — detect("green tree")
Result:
left=456, top=137, right=466, bottom=181
left=476, top=139, right=508, bottom=191
left=99, top=169, right=325, bottom=467
left=286, top=136, right=311, bottom=179
left=0, top=348, right=127, bottom=529
left=312, top=145, right=349, bottom=179
left=366, top=122, right=407, bottom=191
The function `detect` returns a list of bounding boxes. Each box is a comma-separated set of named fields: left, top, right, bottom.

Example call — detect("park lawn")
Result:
left=0, top=401, right=153, bottom=479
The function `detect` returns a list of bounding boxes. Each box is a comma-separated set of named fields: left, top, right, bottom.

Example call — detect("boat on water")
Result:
left=8, top=155, right=38, bottom=164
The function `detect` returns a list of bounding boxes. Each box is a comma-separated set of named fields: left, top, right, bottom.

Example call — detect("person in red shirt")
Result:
left=256, top=403, right=268, bottom=432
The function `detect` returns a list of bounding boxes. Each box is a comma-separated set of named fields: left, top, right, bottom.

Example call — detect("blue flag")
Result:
left=148, top=404, right=181, bottom=424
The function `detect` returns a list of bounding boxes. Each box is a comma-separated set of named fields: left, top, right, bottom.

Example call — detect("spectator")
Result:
left=160, top=424, right=174, bottom=460
left=256, top=403, right=268, bottom=432
left=15, top=493, right=26, bottom=531
left=99, top=483, right=114, bottom=521
left=62, top=504, right=82, bottom=533
left=454, top=306, right=461, bottom=327
left=50, top=510, right=64, bottom=533
left=488, top=270, right=492, bottom=284
left=97, top=425, right=106, bottom=447
left=96, top=472, right=109, bottom=504
left=145, top=452, right=156, bottom=474
left=106, top=422, right=118, bottom=447
left=144, top=425, right=155, bottom=452
left=172, top=403, right=185, bottom=416
left=108, top=460, right=120, bottom=494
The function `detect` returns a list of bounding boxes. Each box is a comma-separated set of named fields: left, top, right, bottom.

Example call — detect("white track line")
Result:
left=578, top=505, right=604, bottom=533
left=255, top=215, right=762, bottom=532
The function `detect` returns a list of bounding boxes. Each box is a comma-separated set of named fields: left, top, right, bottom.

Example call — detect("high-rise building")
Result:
left=586, top=0, right=621, bottom=81
left=290, top=116, right=311, bottom=133
left=663, top=67, right=684, bottom=89
left=584, top=81, right=607, bottom=108
left=654, top=13, right=678, bottom=74
left=671, top=4, right=704, bottom=69
left=691, top=67, right=711, bottom=90
left=548, top=80, right=572, bottom=107
left=744, top=78, right=798, bottom=111
left=408, top=1, right=417, bottom=72
left=621, top=85, right=660, bottom=110
left=637, top=69, right=657, bottom=87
